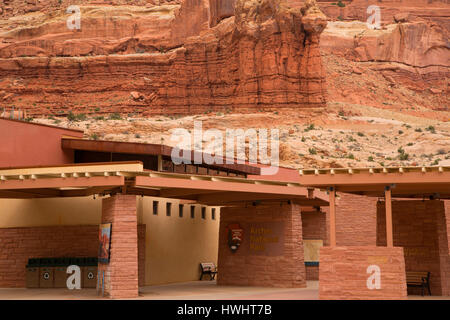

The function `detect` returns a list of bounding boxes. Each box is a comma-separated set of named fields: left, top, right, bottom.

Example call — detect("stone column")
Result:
left=217, top=203, right=306, bottom=287
left=97, top=194, right=138, bottom=299
left=438, top=200, right=450, bottom=296
left=319, top=246, right=407, bottom=300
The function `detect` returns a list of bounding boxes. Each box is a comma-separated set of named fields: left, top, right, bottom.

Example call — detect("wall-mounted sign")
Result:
left=226, top=223, right=244, bottom=253
left=98, top=223, right=112, bottom=264
left=304, top=239, right=323, bottom=262
left=247, top=222, right=284, bottom=256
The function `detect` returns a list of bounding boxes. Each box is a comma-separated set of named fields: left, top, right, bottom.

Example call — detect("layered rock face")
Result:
left=0, top=0, right=328, bottom=116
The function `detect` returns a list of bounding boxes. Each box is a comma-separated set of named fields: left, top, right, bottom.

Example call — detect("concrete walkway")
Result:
left=0, top=281, right=448, bottom=300
left=0, top=281, right=319, bottom=300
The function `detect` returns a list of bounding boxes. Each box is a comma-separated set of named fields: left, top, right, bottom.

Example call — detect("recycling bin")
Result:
left=25, top=258, right=40, bottom=288
left=82, top=257, right=98, bottom=288
left=39, top=258, right=54, bottom=288
left=53, top=257, right=69, bottom=288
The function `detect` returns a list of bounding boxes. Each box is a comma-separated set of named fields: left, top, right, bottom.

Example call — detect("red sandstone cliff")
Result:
left=0, top=0, right=328, bottom=116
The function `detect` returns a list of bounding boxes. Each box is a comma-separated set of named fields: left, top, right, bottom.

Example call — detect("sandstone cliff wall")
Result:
left=0, top=0, right=328, bottom=116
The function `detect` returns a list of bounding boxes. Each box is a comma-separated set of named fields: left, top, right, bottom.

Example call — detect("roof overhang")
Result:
left=298, top=166, right=450, bottom=199
left=0, top=161, right=328, bottom=206
left=61, top=138, right=261, bottom=176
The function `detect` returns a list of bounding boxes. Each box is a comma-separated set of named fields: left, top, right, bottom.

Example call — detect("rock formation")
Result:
left=0, top=0, right=328, bottom=116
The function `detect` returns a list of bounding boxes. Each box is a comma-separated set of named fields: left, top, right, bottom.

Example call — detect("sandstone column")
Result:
left=217, top=203, right=306, bottom=287
left=319, top=246, right=407, bottom=300
left=97, top=194, right=138, bottom=299
left=437, top=200, right=450, bottom=296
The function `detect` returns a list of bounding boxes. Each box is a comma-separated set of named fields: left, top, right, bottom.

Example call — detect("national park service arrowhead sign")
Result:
left=227, top=223, right=244, bottom=253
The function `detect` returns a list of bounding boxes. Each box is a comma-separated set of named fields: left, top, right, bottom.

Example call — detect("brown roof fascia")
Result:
left=61, top=138, right=261, bottom=175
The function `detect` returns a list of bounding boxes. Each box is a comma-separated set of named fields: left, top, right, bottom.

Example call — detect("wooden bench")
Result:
left=199, top=262, right=217, bottom=280
left=406, top=271, right=431, bottom=296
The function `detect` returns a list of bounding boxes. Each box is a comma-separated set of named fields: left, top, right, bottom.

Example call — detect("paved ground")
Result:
left=0, top=281, right=448, bottom=300
left=0, top=281, right=318, bottom=300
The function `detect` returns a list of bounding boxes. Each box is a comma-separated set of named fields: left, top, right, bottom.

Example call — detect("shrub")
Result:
left=399, top=153, right=409, bottom=161
left=368, top=156, right=374, bottom=162
left=308, top=148, right=317, bottom=155
left=67, top=111, right=76, bottom=122
left=426, top=125, right=436, bottom=134
left=109, top=113, right=122, bottom=120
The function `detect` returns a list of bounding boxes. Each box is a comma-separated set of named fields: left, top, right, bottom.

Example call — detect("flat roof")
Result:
left=298, top=166, right=450, bottom=199
left=0, top=161, right=328, bottom=206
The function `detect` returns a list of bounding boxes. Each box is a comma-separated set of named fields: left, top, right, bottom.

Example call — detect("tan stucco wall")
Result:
left=137, top=197, right=220, bottom=285
left=0, top=196, right=220, bottom=286
left=0, top=197, right=102, bottom=227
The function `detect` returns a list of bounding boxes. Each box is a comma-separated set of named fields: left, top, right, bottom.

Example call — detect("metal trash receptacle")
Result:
left=39, top=258, right=54, bottom=288
left=82, top=257, right=98, bottom=288
left=53, top=257, right=70, bottom=288
left=25, top=258, right=40, bottom=288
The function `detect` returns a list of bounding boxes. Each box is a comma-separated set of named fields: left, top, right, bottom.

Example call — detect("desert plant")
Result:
left=426, top=125, right=436, bottom=134
left=109, top=113, right=122, bottom=120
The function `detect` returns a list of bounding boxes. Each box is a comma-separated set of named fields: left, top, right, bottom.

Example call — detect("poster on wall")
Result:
left=98, top=223, right=112, bottom=264
left=303, top=240, right=323, bottom=262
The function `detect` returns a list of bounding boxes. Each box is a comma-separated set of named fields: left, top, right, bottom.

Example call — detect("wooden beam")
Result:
left=329, top=187, right=336, bottom=247
left=158, top=188, right=223, bottom=199
left=135, top=176, right=310, bottom=198
left=385, top=187, right=394, bottom=247
left=298, top=171, right=450, bottom=187
left=0, top=176, right=125, bottom=190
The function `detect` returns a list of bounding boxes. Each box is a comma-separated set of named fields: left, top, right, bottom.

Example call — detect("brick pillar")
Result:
left=217, top=203, right=305, bottom=287
left=319, top=246, right=407, bottom=300
left=97, top=194, right=138, bottom=299
left=438, top=200, right=450, bottom=295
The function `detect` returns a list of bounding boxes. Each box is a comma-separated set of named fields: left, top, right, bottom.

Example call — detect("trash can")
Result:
left=39, top=258, right=54, bottom=288
left=25, top=258, right=40, bottom=288
left=53, top=257, right=69, bottom=288
left=82, top=257, right=98, bottom=288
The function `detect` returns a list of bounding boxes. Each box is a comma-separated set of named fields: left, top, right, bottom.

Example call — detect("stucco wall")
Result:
left=0, top=118, right=82, bottom=168
left=138, top=197, right=220, bottom=285
left=0, top=197, right=102, bottom=228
